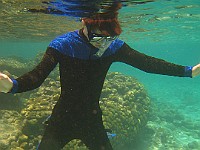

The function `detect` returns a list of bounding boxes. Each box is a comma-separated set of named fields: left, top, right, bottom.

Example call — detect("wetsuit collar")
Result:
left=79, top=28, right=89, bottom=42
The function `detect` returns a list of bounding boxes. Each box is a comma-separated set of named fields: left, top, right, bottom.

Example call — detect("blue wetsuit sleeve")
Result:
left=114, top=43, right=192, bottom=78
left=184, top=66, right=192, bottom=77
left=11, top=47, right=60, bottom=93
left=10, top=79, right=18, bottom=94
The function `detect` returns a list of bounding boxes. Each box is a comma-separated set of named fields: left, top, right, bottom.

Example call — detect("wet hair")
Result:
left=82, top=2, right=122, bottom=36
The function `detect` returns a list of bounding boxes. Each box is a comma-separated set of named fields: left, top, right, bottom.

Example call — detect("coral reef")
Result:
left=100, top=72, right=150, bottom=149
left=0, top=110, right=23, bottom=150
left=135, top=101, right=200, bottom=150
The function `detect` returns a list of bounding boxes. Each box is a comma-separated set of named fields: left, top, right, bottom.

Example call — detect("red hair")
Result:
left=83, top=2, right=122, bottom=36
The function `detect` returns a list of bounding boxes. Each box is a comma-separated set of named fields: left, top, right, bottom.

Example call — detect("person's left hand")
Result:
left=0, top=72, right=13, bottom=93
left=192, top=64, right=200, bottom=77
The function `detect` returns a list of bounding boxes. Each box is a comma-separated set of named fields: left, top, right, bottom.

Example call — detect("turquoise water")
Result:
left=117, top=0, right=200, bottom=122
left=1, top=0, right=200, bottom=149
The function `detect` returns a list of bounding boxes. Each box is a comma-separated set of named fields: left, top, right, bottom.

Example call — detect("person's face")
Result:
left=88, top=29, right=118, bottom=57
left=82, top=19, right=117, bottom=43
left=82, top=19, right=118, bottom=56
left=88, top=29, right=118, bottom=48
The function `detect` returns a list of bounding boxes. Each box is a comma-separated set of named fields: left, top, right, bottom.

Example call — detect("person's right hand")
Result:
left=0, top=72, right=13, bottom=93
left=192, top=63, right=200, bottom=77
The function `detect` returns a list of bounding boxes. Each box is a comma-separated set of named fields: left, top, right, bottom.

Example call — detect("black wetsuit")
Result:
left=11, top=29, right=192, bottom=150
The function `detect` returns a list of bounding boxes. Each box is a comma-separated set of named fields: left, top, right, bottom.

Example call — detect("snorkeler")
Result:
left=0, top=2, right=200, bottom=150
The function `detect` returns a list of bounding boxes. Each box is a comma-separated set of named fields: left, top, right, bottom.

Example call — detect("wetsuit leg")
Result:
left=83, top=133, right=113, bottom=150
left=82, top=122, right=113, bottom=150
left=37, top=123, right=73, bottom=150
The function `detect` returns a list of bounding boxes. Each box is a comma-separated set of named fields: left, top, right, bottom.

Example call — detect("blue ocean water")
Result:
left=0, top=0, right=200, bottom=149
left=113, top=0, right=200, bottom=118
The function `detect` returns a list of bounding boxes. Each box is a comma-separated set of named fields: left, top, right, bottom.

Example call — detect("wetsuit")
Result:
left=11, top=29, right=192, bottom=150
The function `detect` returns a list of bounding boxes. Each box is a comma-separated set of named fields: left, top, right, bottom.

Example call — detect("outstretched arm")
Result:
left=192, top=64, right=200, bottom=77
left=114, top=43, right=193, bottom=77
left=0, top=47, right=61, bottom=94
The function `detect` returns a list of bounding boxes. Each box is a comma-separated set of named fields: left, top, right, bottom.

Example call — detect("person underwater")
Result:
left=1, top=1, right=200, bottom=150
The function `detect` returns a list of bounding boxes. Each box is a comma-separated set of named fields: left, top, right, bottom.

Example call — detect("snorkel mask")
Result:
left=87, top=24, right=118, bottom=57
left=90, top=33, right=118, bottom=57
